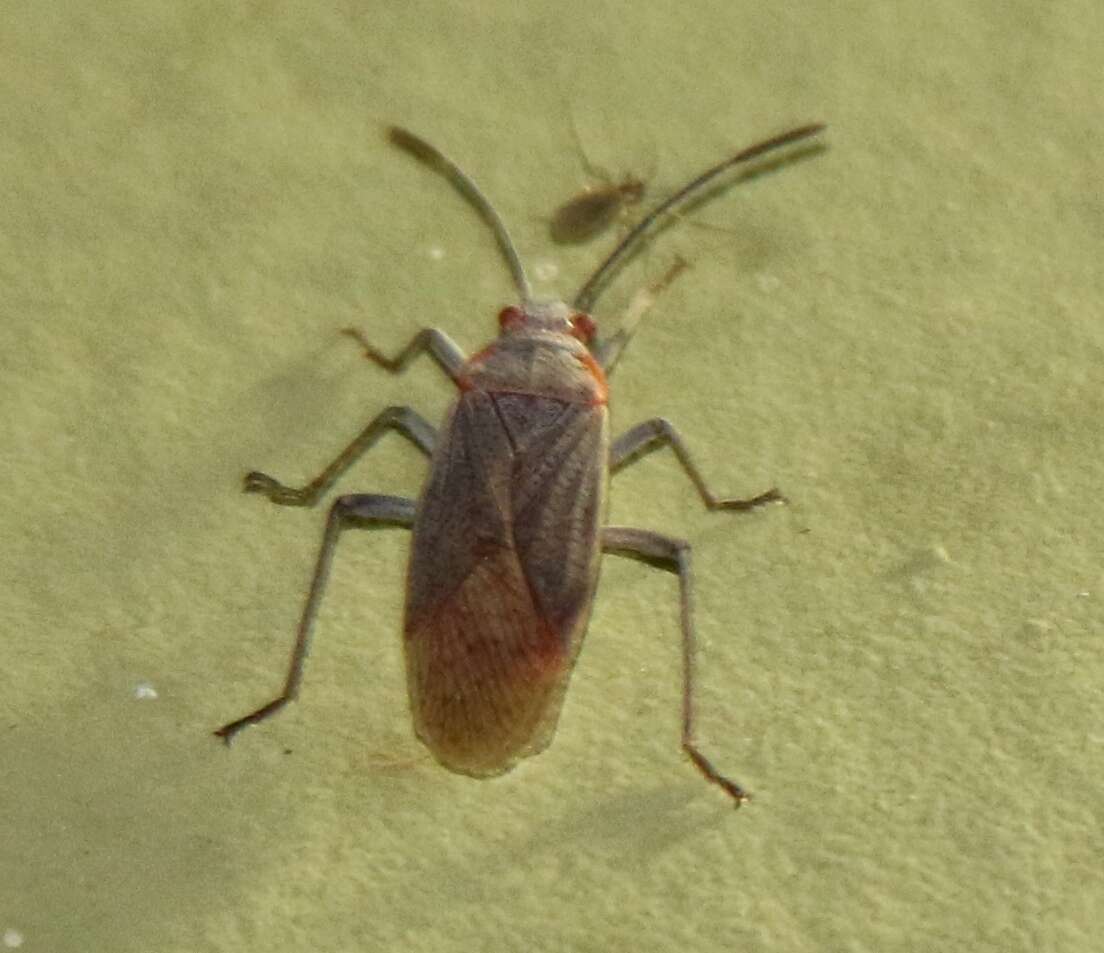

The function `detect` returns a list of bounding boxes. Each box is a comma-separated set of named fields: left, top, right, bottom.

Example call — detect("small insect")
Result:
left=550, top=173, right=646, bottom=244
left=549, top=117, right=651, bottom=244
left=215, top=121, right=826, bottom=805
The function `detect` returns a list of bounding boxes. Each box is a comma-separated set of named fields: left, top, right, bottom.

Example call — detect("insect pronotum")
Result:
left=216, top=121, right=826, bottom=805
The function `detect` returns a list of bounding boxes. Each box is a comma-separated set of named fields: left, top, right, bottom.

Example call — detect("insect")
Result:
left=549, top=117, right=651, bottom=244
left=215, top=121, right=826, bottom=805
left=549, top=173, right=646, bottom=244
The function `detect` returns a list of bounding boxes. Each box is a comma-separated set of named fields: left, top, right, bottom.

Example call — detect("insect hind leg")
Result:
left=214, top=493, right=416, bottom=745
left=601, top=525, right=749, bottom=806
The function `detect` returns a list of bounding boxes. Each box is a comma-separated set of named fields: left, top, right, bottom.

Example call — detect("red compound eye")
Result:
left=569, top=313, right=597, bottom=344
left=496, top=309, right=525, bottom=335
left=498, top=306, right=526, bottom=331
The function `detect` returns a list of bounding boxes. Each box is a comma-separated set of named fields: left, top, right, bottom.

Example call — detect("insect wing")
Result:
left=404, top=391, right=608, bottom=776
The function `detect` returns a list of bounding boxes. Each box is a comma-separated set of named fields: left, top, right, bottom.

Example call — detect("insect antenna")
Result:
left=572, top=123, right=827, bottom=313
left=389, top=126, right=533, bottom=303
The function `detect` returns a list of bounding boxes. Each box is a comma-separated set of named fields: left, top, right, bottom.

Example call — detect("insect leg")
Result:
left=601, top=525, right=749, bottom=806
left=245, top=406, right=436, bottom=507
left=610, top=418, right=784, bottom=511
left=215, top=493, right=416, bottom=744
left=567, top=107, right=615, bottom=183
left=594, top=257, right=689, bottom=374
left=341, top=326, right=468, bottom=381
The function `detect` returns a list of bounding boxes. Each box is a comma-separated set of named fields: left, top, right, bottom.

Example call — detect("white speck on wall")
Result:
left=755, top=273, right=781, bottom=294
left=133, top=681, right=159, bottom=700
left=3, top=928, right=24, bottom=948
left=427, top=246, right=445, bottom=261
left=532, top=259, right=559, bottom=282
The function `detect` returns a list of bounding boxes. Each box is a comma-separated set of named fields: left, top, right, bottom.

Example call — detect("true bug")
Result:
left=215, top=122, right=826, bottom=805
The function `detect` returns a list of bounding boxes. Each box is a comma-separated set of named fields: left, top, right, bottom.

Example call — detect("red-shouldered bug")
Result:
left=215, top=122, right=826, bottom=805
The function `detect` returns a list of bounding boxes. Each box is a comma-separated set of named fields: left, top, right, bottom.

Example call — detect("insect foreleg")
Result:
left=341, top=326, right=467, bottom=381
left=594, top=257, right=688, bottom=374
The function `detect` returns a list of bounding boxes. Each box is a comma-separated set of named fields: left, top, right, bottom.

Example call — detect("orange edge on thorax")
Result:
left=576, top=351, right=609, bottom=406
left=455, top=344, right=608, bottom=406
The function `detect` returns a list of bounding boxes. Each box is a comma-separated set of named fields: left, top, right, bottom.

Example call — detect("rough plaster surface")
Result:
left=2, top=2, right=1101, bottom=951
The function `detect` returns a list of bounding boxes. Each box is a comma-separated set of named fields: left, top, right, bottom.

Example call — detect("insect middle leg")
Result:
left=215, top=493, right=417, bottom=743
left=610, top=418, right=784, bottom=510
left=245, top=406, right=437, bottom=507
left=601, top=526, right=749, bottom=806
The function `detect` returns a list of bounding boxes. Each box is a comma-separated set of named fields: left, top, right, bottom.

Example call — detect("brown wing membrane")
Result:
left=404, top=391, right=607, bottom=776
